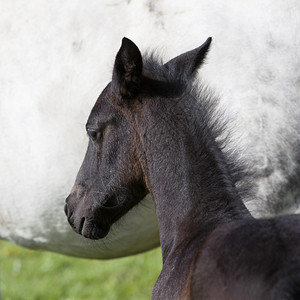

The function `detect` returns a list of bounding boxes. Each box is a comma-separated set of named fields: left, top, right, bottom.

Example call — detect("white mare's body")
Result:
left=1, top=0, right=299, bottom=258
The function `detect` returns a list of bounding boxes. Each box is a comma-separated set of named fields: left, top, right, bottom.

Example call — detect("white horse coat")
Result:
left=1, top=0, right=300, bottom=258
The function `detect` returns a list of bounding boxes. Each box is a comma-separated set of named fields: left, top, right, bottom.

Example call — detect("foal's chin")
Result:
left=68, top=212, right=110, bottom=240
left=75, top=217, right=111, bottom=240
left=65, top=191, right=143, bottom=240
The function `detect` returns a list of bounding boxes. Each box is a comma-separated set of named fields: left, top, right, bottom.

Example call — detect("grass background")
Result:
left=0, top=240, right=162, bottom=300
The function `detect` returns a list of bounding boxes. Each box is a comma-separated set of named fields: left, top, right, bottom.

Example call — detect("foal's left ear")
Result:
left=164, top=37, right=212, bottom=78
left=112, top=37, right=143, bottom=100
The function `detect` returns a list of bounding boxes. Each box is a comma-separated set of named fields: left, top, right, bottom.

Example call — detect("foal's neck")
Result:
left=135, top=92, right=252, bottom=261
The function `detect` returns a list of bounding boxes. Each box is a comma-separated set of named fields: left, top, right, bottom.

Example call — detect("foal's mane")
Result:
left=141, top=52, right=255, bottom=205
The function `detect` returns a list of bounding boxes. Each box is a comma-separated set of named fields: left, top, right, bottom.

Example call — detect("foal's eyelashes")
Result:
left=86, top=128, right=102, bottom=141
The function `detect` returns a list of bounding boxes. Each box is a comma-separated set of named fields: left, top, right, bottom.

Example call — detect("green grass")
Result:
left=0, top=240, right=162, bottom=300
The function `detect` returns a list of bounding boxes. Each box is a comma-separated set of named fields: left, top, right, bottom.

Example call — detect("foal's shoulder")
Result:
left=198, top=215, right=300, bottom=274
left=190, top=215, right=300, bottom=299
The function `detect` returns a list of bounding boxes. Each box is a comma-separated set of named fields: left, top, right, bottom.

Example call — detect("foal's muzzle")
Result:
left=64, top=194, right=111, bottom=240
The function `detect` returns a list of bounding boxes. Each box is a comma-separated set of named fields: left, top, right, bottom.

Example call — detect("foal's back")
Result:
left=191, top=215, right=300, bottom=300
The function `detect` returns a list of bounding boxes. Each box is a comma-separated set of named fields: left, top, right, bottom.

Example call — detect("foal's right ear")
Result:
left=164, top=37, right=212, bottom=79
left=112, top=37, right=143, bottom=101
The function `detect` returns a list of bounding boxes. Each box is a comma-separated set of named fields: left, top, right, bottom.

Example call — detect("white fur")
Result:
left=1, top=0, right=299, bottom=258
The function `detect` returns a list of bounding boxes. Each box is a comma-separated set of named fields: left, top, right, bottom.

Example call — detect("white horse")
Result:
left=1, top=0, right=300, bottom=258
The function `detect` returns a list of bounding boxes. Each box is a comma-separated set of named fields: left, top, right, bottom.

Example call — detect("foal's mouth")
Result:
left=78, top=217, right=111, bottom=240
left=64, top=190, right=144, bottom=240
left=81, top=203, right=128, bottom=240
left=64, top=203, right=112, bottom=240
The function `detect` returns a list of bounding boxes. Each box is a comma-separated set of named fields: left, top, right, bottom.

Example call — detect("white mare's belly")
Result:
left=0, top=0, right=299, bottom=258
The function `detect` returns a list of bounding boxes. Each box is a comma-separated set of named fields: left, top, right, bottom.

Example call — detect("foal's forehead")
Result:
left=87, top=83, right=117, bottom=126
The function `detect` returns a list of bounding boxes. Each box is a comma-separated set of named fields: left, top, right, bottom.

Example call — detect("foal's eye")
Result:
left=87, top=129, right=101, bottom=141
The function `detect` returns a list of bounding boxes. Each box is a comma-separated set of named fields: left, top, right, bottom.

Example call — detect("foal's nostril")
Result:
left=64, top=203, right=74, bottom=222
left=64, top=203, right=71, bottom=218
left=64, top=204, right=68, bottom=216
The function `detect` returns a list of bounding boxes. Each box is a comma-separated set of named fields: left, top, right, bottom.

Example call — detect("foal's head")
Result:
left=65, top=37, right=212, bottom=239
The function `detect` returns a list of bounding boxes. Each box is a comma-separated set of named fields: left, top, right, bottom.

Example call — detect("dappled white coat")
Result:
left=1, top=0, right=300, bottom=258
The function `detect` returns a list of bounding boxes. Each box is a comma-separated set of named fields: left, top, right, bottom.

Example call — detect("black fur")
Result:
left=65, top=38, right=300, bottom=299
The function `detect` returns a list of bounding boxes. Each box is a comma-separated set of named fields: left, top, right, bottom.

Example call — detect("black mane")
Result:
left=141, top=52, right=254, bottom=206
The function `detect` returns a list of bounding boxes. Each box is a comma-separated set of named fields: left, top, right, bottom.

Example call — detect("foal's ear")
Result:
left=112, top=37, right=143, bottom=100
left=164, top=37, right=212, bottom=78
